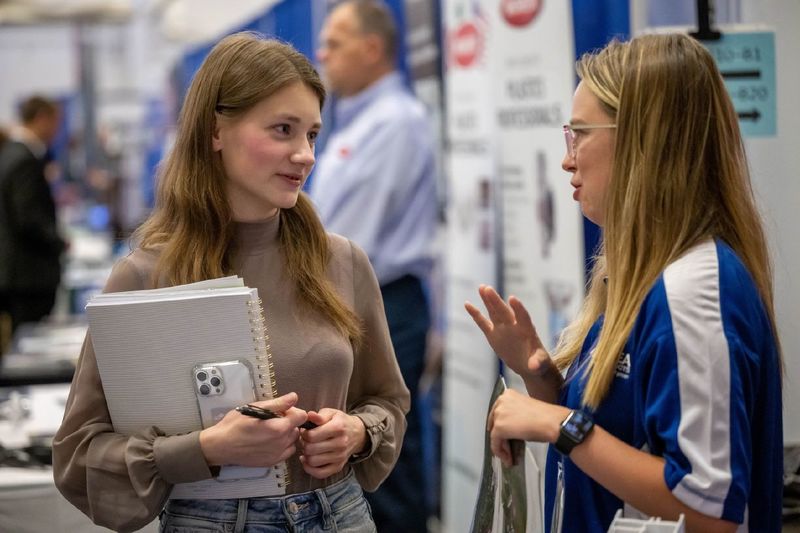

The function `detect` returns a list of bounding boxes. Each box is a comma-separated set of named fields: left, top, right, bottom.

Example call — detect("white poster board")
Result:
left=737, top=1, right=800, bottom=445
left=488, top=2, right=582, bottom=528
left=442, top=1, right=502, bottom=532
left=443, top=1, right=583, bottom=530
left=488, top=0, right=582, bottom=357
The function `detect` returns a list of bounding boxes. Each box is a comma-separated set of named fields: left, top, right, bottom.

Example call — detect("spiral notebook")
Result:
left=85, top=276, right=287, bottom=499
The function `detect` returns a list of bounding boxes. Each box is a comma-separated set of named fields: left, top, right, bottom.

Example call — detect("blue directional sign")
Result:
left=701, top=31, right=777, bottom=137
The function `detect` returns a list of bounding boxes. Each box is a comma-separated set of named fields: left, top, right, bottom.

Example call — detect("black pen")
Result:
left=235, top=404, right=317, bottom=430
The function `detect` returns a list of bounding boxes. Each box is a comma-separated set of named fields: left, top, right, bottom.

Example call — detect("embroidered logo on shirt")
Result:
left=615, top=352, right=631, bottom=379
left=339, top=146, right=351, bottom=158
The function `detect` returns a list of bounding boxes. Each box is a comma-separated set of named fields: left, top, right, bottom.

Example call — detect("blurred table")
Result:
left=0, top=321, right=86, bottom=386
left=0, top=467, right=95, bottom=533
left=0, top=383, right=71, bottom=449
left=0, top=467, right=158, bottom=533
left=0, top=384, right=158, bottom=532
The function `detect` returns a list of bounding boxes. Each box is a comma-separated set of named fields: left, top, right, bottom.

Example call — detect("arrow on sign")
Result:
left=738, top=109, right=761, bottom=121
left=722, top=70, right=761, bottom=79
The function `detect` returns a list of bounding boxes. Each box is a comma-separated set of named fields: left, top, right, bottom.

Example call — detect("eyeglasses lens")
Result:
left=563, top=126, right=574, bottom=157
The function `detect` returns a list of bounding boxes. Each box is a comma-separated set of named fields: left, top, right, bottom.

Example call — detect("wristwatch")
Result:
left=554, top=409, right=594, bottom=456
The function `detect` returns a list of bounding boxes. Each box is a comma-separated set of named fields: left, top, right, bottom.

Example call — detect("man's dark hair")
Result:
left=350, top=0, right=397, bottom=61
left=19, top=95, right=58, bottom=124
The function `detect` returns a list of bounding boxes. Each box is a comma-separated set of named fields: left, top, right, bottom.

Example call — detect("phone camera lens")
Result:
left=199, top=384, right=211, bottom=395
left=210, top=376, right=221, bottom=387
left=196, top=371, right=208, bottom=382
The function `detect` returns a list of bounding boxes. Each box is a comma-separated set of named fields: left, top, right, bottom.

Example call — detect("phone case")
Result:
left=192, top=359, right=269, bottom=482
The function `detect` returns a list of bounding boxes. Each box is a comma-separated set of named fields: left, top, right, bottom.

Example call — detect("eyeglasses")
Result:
left=563, top=124, right=617, bottom=158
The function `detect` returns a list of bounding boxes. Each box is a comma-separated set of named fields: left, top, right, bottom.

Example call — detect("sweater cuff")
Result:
left=154, top=431, right=214, bottom=484
left=348, top=413, right=387, bottom=464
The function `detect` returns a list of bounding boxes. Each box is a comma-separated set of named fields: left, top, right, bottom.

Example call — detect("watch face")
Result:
left=563, top=410, right=593, bottom=439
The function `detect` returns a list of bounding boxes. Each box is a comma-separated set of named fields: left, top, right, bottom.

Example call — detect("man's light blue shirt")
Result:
left=310, top=71, right=437, bottom=286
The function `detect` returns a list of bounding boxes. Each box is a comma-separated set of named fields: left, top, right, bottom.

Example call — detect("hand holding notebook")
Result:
left=86, top=276, right=290, bottom=499
left=199, top=392, right=308, bottom=470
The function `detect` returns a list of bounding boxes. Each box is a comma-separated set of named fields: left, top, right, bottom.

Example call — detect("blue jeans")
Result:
left=160, top=472, right=376, bottom=533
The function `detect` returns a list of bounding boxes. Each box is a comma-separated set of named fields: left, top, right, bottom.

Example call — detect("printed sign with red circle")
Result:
left=450, top=21, right=483, bottom=68
left=501, top=0, right=542, bottom=27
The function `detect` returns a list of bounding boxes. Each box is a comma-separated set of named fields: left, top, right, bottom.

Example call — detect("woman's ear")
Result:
left=212, top=115, right=223, bottom=152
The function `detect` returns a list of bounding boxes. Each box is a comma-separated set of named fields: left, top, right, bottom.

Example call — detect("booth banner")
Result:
left=487, top=2, right=582, bottom=529
left=443, top=1, right=585, bottom=530
left=489, top=0, right=583, bottom=356
left=441, top=1, right=501, bottom=532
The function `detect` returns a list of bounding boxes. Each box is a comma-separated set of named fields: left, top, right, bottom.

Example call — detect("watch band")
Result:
left=554, top=409, right=594, bottom=456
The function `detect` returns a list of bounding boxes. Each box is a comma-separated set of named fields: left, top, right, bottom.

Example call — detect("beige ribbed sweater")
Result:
left=52, top=212, right=409, bottom=532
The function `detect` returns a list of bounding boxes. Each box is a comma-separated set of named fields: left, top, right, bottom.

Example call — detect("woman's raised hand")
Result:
left=199, top=392, right=308, bottom=468
left=465, top=285, right=552, bottom=379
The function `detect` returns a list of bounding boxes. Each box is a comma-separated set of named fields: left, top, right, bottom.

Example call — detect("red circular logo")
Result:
left=501, top=0, right=542, bottom=27
left=450, top=21, right=482, bottom=68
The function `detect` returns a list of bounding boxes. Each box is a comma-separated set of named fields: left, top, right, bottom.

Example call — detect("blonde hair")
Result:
left=554, top=34, right=780, bottom=408
left=135, top=32, right=362, bottom=345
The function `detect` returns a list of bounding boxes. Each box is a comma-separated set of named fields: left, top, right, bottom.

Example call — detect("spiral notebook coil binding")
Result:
left=246, top=296, right=286, bottom=488
left=247, top=298, right=277, bottom=399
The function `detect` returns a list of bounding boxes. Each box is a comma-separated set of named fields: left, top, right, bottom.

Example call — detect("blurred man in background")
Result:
left=312, top=1, right=437, bottom=531
left=0, top=95, right=66, bottom=340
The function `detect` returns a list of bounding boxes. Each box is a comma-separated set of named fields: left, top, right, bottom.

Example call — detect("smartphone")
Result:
left=192, top=360, right=269, bottom=481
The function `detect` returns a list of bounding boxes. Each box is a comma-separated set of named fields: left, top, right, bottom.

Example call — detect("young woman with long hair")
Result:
left=466, top=33, right=782, bottom=532
left=53, top=32, right=408, bottom=533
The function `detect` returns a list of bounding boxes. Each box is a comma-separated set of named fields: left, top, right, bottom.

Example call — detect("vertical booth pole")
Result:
left=690, top=0, right=722, bottom=41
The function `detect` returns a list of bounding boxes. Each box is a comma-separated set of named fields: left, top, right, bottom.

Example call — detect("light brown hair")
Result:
left=554, top=33, right=780, bottom=408
left=135, top=32, right=362, bottom=345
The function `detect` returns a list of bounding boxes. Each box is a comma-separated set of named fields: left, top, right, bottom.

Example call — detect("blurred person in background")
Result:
left=313, top=1, right=437, bottom=531
left=0, top=95, right=67, bottom=337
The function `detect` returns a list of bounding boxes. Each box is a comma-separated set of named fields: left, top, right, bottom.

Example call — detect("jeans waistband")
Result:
left=164, top=471, right=361, bottom=525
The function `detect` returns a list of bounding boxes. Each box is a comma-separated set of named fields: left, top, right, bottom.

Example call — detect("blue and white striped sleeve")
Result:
left=640, top=241, right=750, bottom=524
